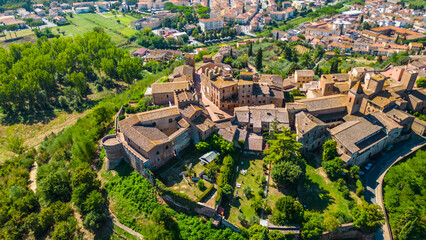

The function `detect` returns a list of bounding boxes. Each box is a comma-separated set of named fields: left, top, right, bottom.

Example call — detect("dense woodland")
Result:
left=0, top=0, right=30, bottom=11
left=0, top=29, right=142, bottom=117
left=384, top=150, right=425, bottom=240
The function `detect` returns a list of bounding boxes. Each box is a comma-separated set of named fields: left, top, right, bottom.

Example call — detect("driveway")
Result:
left=361, top=133, right=426, bottom=240
left=39, top=18, right=57, bottom=29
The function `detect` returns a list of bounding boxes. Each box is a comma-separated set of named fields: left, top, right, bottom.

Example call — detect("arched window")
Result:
left=157, top=151, right=160, bottom=155
left=166, top=145, right=169, bottom=150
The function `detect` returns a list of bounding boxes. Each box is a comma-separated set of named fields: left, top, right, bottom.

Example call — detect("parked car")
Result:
left=365, top=163, right=373, bottom=170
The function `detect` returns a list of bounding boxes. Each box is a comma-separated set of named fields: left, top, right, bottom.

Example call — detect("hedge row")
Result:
left=196, top=184, right=214, bottom=202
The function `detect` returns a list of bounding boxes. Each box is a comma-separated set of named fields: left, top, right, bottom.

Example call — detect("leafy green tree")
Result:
left=272, top=196, right=304, bottom=225
left=222, top=184, right=233, bottom=196
left=251, top=193, right=265, bottom=212
left=37, top=167, right=71, bottom=205
left=144, top=223, right=174, bottom=240
left=264, top=127, right=302, bottom=164
left=271, top=161, right=303, bottom=185
left=350, top=165, right=360, bottom=179
left=117, top=57, right=142, bottom=84
left=83, top=190, right=105, bottom=214
left=51, top=221, right=76, bottom=240
left=322, top=214, right=340, bottom=232
left=83, top=211, right=106, bottom=231
left=416, top=77, right=426, bottom=88
left=322, top=140, right=338, bottom=162
left=352, top=202, right=384, bottom=233
left=300, top=53, right=314, bottom=68
left=301, top=212, right=324, bottom=240
left=321, top=157, right=344, bottom=181
left=383, top=150, right=425, bottom=239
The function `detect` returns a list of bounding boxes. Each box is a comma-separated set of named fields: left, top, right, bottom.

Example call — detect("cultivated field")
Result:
left=52, top=13, right=139, bottom=43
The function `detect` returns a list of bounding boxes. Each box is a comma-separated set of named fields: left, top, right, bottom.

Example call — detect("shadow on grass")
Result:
left=0, top=98, right=101, bottom=126
left=302, top=148, right=323, bottom=169
left=112, top=160, right=134, bottom=177
left=298, top=177, right=333, bottom=212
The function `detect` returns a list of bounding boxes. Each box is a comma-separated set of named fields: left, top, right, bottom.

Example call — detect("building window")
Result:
left=169, top=118, right=172, bottom=123
left=157, top=151, right=160, bottom=155
left=166, top=146, right=169, bottom=150
left=152, top=122, right=156, bottom=127
left=242, top=100, right=244, bottom=104
left=166, top=94, right=169, bottom=98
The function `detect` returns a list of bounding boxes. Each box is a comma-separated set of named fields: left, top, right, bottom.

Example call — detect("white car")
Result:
left=365, top=163, right=373, bottom=170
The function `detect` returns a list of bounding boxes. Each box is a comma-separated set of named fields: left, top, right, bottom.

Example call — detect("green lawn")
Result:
left=298, top=165, right=359, bottom=223
left=52, top=13, right=138, bottom=43
left=228, top=156, right=270, bottom=227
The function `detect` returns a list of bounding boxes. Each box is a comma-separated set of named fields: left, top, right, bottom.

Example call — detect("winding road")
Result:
left=362, top=133, right=425, bottom=240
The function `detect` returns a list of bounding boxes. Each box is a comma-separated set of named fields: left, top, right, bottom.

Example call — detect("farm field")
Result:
left=0, top=29, right=37, bottom=49
left=102, top=13, right=139, bottom=25
left=52, top=13, right=138, bottom=43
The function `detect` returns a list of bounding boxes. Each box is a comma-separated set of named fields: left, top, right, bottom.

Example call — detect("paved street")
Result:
left=361, top=133, right=425, bottom=240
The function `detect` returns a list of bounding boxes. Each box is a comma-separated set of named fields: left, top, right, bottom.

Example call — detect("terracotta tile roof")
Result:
left=296, top=95, right=347, bottom=113
left=296, top=111, right=326, bottom=135
left=151, top=81, right=189, bottom=94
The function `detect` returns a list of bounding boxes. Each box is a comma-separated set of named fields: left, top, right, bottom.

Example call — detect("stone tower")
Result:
left=102, top=135, right=124, bottom=170
left=347, top=82, right=365, bottom=115
left=400, top=70, right=418, bottom=92
left=185, top=54, right=195, bottom=68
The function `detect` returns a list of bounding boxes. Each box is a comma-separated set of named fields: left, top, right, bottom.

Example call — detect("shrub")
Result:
left=195, top=141, right=210, bottom=153
left=197, top=180, right=205, bottom=190
left=243, top=187, right=253, bottom=199
left=356, top=186, right=364, bottom=197
left=119, top=114, right=125, bottom=120
left=342, top=189, right=350, bottom=199
left=261, top=176, right=266, bottom=187
left=125, top=106, right=137, bottom=113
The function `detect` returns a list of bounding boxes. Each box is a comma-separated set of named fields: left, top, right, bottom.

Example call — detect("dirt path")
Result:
left=110, top=213, right=144, bottom=239
left=28, top=161, right=38, bottom=192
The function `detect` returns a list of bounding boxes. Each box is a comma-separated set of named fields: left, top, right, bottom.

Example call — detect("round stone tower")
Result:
left=101, top=135, right=124, bottom=170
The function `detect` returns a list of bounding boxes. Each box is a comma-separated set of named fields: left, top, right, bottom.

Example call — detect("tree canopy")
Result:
left=383, top=150, right=425, bottom=240
left=0, top=29, right=142, bottom=116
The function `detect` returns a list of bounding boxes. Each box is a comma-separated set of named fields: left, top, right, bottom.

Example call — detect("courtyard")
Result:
left=156, top=147, right=217, bottom=207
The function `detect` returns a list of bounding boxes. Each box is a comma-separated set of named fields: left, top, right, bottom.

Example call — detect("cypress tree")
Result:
left=248, top=42, right=253, bottom=57
left=256, top=48, right=263, bottom=71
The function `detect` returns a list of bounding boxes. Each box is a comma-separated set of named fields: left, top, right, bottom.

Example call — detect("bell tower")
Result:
left=347, top=82, right=364, bottom=115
